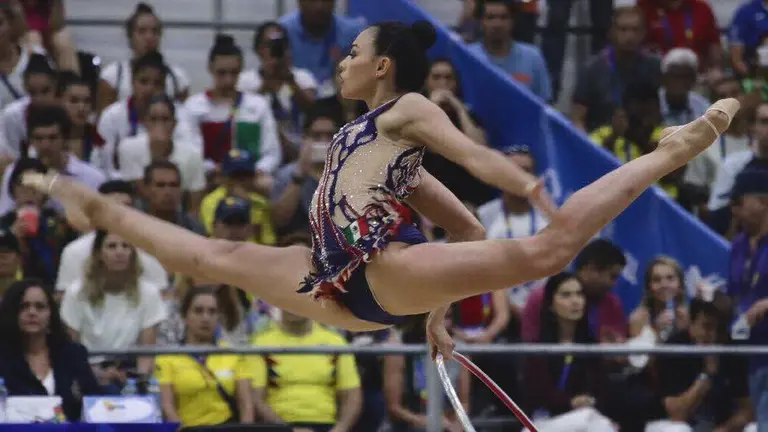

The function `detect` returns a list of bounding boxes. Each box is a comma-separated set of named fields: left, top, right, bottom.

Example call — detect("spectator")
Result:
left=684, top=74, right=752, bottom=194
left=729, top=0, right=768, bottom=77
left=467, top=0, right=551, bottom=101
left=543, top=0, right=613, bottom=101
left=185, top=34, right=282, bottom=188
left=118, top=94, right=205, bottom=212
left=0, top=2, right=31, bottom=109
left=238, top=21, right=317, bottom=161
left=637, top=0, right=722, bottom=74
left=199, top=149, right=275, bottom=244
left=271, top=108, right=339, bottom=236
left=57, top=71, right=101, bottom=162
left=251, top=309, right=362, bottom=431
left=650, top=297, right=752, bottom=431
left=155, top=286, right=254, bottom=427
left=59, top=229, right=166, bottom=391
left=453, top=289, right=509, bottom=344
left=628, top=256, right=689, bottom=342
left=0, top=229, right=21, bottom=296
left=279, top=0, right=366, bottom=100
left=382, top=313, right=468, bottom=432
left=95, top=50, right=201, bottom=178
left=707, top=101, right=768, bottom=236
left=522, top=272, right=613, bottom=429
left=140, top=160, right=206, bottom=235
left=589, top=81, right=665, bottom=162
left=1, top=158, right=76, bottom=284
left=522, top=239, right=627, bottom=343
left=571, top=6, right=662, bottom=133
left=0, top=103, right=104, bottom=215
left=725, top=169, right=768, bottom=429
left=17, top=0, right=79, bottom=73
left=453, top=0, right=481, bottom=43
left=0, top=53, right=57, bottom=159
left=659, top=48, right=710, bottom=127
left=97, top=2, right=189, bottom=110
left=55, top=180, right=168, bottom=295
left=0, top=279, right=101, bottom=421
left=476, top=145, right=550, bottom=311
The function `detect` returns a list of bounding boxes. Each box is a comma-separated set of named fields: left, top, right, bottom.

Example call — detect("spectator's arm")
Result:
left=716, top=397, right=752, bottom=432
left=484, top=290, right=510, bottom=341
left=405, top=167, right=486, bottom=241
left=252, top=386, right=284, bottom=423
left=628, top=306, right=649, bottom=338
left=59, top=288, right=82, bottom=341
left=235, top=379, right=255, bottom=423
left=533, top=50, right=553, bottom=103
left=159, top=383, right=181, bottom=422
left=287, top=73, right=315, bottom=112
left=382, top=354, right=429, bottom=429
left=136, top=325, right=157, bottom=375
left=663, top=375, right=711, bottom=421
left=333, top=388, right=362, bottom=432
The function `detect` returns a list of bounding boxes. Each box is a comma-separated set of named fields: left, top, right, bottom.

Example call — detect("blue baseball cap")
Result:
left=215, top=196, right=251, bottom=225
left=221, top=149, right=256, bottom=175
left=732, top=169, right=768, bottom=200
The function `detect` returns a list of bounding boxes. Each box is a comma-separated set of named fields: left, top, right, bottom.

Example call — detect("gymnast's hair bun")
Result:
left=410, top=20, right=436, bottom=51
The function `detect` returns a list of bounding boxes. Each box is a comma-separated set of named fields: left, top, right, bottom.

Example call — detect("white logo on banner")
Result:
left=622, top=251, right=639, bottom=285
left=684, top=265, right=726, bottom=300
left=541, top=167, right=563, bottom=202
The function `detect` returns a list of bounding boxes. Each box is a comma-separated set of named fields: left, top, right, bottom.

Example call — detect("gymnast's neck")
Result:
left=364, top=86, right=402, bottom=112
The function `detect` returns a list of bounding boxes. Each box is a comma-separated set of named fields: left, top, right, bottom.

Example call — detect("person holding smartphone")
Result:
left=270, top=107, right=341, bottom=237
left=237, top=21, right=317, bottom=163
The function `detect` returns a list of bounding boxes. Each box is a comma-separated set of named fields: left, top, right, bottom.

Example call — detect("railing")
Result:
left=91, top=343, right=766, bottom=432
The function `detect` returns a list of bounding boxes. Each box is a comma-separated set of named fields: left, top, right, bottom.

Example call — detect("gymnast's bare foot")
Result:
left=656, top=98, right=740, bottom=164
left=23, top=172, right=94, bottom=232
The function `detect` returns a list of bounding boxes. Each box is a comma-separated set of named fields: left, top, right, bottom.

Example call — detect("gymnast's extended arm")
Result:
left=398, top=93, right=540, bottom=202
left=405, top=168, right=486, bottom=242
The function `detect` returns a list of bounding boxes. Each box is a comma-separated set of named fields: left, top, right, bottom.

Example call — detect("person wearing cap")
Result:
left=659, top=48, right=711, bottom=127
left=213, top=196, right=253, bottom=243
left=0, top=228, right=22, bottom=296
left=200, top=149, right=275, bottom=245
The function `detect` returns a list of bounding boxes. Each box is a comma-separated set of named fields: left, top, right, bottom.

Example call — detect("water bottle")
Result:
left=122, top=378, right=138, bottom=396
left=659, top=298, right=676, bottom=341
left=0, top=377, right=7, bottom=423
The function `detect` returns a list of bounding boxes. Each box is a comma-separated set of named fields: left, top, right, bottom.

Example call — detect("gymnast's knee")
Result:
left=529, top=228, right=580, bottom=276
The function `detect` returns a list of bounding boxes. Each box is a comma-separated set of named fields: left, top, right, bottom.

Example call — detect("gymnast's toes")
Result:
left=704, top=98, right=740, bottom=134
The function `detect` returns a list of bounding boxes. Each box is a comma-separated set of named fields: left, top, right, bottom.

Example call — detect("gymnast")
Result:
left=23, top=20, right=739, bottom=360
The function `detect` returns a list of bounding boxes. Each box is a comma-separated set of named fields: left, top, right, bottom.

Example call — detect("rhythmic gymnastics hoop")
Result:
left=436, top=352, right=539, bottom=432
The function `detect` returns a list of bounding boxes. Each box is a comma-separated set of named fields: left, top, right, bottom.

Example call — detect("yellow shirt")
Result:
left=250, top=322, right=361, bottom=424
left=589, top=125, right=665, bottom=163
left=154, top=350, right=254, bottom=427
left=199, top=187, right=276, bottom=245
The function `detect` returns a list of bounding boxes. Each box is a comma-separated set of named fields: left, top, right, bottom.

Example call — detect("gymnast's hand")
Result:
left=526, top=177, right=558, bottom=218
left=426, top=306, right=455, bottom=361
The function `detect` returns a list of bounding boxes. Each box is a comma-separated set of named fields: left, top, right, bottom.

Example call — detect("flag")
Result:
left=342, top=219, right=370, bottom=244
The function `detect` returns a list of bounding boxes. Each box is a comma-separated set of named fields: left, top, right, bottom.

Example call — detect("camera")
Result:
left=269, top=34, right=289, bottom=59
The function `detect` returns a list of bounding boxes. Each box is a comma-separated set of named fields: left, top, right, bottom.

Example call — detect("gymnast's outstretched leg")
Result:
left=366, top=99, right=739, bottom=316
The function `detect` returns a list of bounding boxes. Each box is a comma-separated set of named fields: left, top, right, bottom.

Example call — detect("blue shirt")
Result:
left=279, top=11, right=366, bottom=99
left=729, top=0, right=768, bottom=63
left=466, top=41, right=552, bottom=101
left=727, top=231, right=768, bottom=369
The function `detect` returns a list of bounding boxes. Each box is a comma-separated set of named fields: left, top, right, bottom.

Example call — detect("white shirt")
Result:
left=0, top=48, right=29, bottom=109
left=60, top=279, right=167, bottom=352
left=684, top=133, right=752, bottom=188
left=94, top=99, right=202, bottom=177
left=100, top=60, right=190, bottom=101
left=41, top=370, right=55, bottom=396
left=56, top=231, right=169, bottom=292
left=0, top=96, right=29, bottom=157
left=118, top=133, right=205, bottom=192
left=184, top=91, right=282, bottom=173
left=707, top=150, right=756, bottom=211
left=0, top=153, right=106, bottom=215
left=477, top=198, right=550, bottom=307
left=237, top=67, right=317, bottom=120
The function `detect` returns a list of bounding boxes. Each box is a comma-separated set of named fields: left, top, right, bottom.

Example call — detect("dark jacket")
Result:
left=0, top=340, right=102, bottom=421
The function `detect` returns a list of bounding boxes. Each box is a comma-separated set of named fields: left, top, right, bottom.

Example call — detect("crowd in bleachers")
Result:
left=0, top=0, right=765, bottom=431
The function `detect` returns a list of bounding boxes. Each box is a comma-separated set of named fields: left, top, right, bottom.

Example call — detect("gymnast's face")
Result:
left=551, top=277, right=585, bottom=322
left=338, top=28, right=385, bottom=100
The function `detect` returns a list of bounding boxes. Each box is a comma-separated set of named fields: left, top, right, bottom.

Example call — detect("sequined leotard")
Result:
left=299, top=97, right=426, bottom=322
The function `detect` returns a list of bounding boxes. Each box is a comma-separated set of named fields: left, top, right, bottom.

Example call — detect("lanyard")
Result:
left=659, top=8, right=693, bottom=47
left=556, top=355, right=573, bottom=391
left=0, top=74, right=21, bottom=100
left=214, top=91, right=243, bottom=149
left=503, top=205, right=537, bottom=238
left=127, top=98, right=139, bottom=137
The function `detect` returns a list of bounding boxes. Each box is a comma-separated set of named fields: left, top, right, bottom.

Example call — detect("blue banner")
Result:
left=348, top=0, right=730, bottom=314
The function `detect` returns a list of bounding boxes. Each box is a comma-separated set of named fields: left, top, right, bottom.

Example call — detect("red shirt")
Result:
left=638, top=0, right=720, bottom=65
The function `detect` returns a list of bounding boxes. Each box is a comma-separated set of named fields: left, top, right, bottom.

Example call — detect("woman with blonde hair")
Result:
left=628, top=256, right=689, bottom=341
left=59, top=230, right=166, bottom=391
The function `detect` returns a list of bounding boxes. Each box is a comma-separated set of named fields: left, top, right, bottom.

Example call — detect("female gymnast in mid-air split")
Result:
left=24, top=21, right=738, bottom=360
